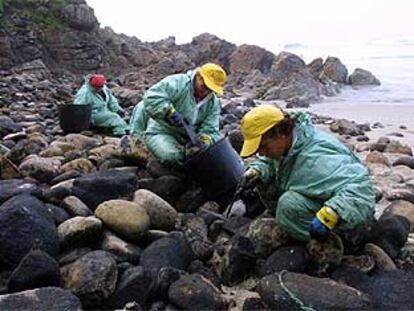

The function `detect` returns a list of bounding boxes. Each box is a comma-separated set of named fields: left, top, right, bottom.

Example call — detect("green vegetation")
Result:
left=20, top=9, right=65, bottom=32
left=0, top=0, right=9, bottom=14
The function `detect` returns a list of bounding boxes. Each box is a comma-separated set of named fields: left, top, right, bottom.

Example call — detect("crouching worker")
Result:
left=129, top=63, right=227, bottom=166
left=74, top=74, right=128, bottom=136
left=236, top=105, right=376, bottom=242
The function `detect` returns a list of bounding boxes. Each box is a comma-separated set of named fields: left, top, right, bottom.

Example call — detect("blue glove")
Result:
left=309, top=217, right=330, bottom=241
left=165, top=107, right=184, bottom=127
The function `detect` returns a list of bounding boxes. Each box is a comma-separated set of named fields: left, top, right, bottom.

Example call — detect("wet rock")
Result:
left=133, top=189, right=178, bottom=231
left=0, top=194, right=58, bottom=269
left=341, top=255, right=375, bottom=273
left=307, top=233, right=344, bottom=274
left=188, top=260, right=221, bottom=287
left=0, top=155, right=21, bottom=179
left=43, top=179, right=74, bottom=204
left=7, top=249, right=60, bottom=292
left=95, top=200, right=150, bottom=242
left=246, top=218, right=290, bottom=258
left=385, top=189, right=414, bottom=204
left=0, top=287, right=81, bottom=311
left=369, top=142, right=387, bottom=153
left=105, top=266, right=154, bottom=309
left=60, top=195, right=93, bottom=217
left=385, top=140, right=413, bottom=155
left=330, top=119, right=362, bottom=136
left=98, top=230, right=142, bottom=264
left=18, top=155, right=61, bottom=183
left=381, top=200, right=414, bottom=232
left=0, top=116, right=23, bottom=138
left=258, top=271, right=371, bottom=310
left=51, top=170, right=82, bottom=185
left=257, top=246, right=309, bottom=277
left=0, top=179, right=42, bottom=204
left=365, top=151, right=390, bottom=166
left=364, top=216, right=410, bottom=258
left=363, top=243, right=397, bottom=273
left=6, top=136, right=49, bottom=165
left=58, top=247, right=92, bottom=266
left=61, top=250, right=118, bottom=308
left=137, top=175, right=187, bottom=205
left=180, top=214, right=213, bottom=260
left=393, top=156, right=414, bottom=169
left=60, top=158, right=96, bottom=174
left=150, top=266, right=186, bottom=302
left=45, top=203, right=70, bottom=225
left=356, top=135, right=370, bottom=142
left=175, top=186, right=207, bottom=213
left=58, top=216, right=102, bottom=250
left=168, top=274, right=226, bottom=310
left=242, top=297, right=268, bottom=310
left=140, top=233, right=194, bottom=270
left=348, top=68, right=380, bottom=85
left=319, top=57, right=348, bottom=83
left=72, top=169, right=138, bottom=209
left=62, top=134, right=101, bottom=150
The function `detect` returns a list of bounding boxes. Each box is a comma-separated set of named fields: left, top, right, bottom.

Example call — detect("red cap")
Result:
left=90, top=74, right=106, bottom=87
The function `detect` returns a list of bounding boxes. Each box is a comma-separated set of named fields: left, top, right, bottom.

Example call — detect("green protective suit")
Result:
left=249, top=112, right=375, bottom=241
left=129, top=101, right=149, bottom=137
left=133, top=70, right=221, bottom=165
left=74, top=75, right=128, bottom=135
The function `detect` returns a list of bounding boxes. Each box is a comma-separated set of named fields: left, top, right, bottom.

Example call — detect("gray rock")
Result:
left=43, top=179, right=74, bottom=204
left=393, top=156, right=414, bottom=169
left=330, top=119, right=363, bottom=136
left=168, top=274, right=226, bottom=310
left=0, top=116, right=22, bottom=138
left=61, top=195, right=93, bottom=217
left=0, top=287, right=81, bottom=311
left=258, top=272, right=371, bottom=310
left=319, top=56, right=348, bottom=83
left=348, top=68, right=380, bottom=85
left=98, top=230, right=142, bottom=264
left=58, top=216, right=102, bottom=250
left=0, top=179, right=42, bottom=204
left=61, top=3, right=99, bottom=31
left=61, top=250, right=118, bottom=308
left=18, top=155, right=61, bottom=183
left=7, top=249, right=61, bottom=292
left=0, top=194, right=58, bottom=269
left=45, top=203, right=70, bottom=225
left=385, top=140, right=413, bottom=155
left=137, top=175, right=187, bottom=205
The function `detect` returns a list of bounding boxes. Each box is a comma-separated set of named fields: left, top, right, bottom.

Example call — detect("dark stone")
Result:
left=72, top=169, right=138, bottom=210
left=7, top=249, right=61, bottom=292
left=51, top=170, right=82, bottom=185
left=257, top=246, right=309, bottom=277
left=175, top=186, right=207, bottom=213
left=242, top=297, right=268, bottom=310
left=61, top=250, right=118, bottom=308
left=150, top=266, right=186, bottom=302
left=364, top=215, right=410, bottom=258
left=58, top=247, right=92, bottom=266
left=370, top=143, right=387, bottom=152
left=6, top=138, right=48, bottom=165
left=0, top=287, right=81, bottom=311
left=140, top=233, right=194, bottom=271
left=44, top=203, right=70, bottom=225
left=228, top=129, right=244, bottom=154
left=168, top=274, right=226, bottom=310
left=393, top=156, right=414, bottom=169
left=138, top=175, right=187, bottom=205
left=0, top=179, right=42, bottom=204
left=258, top=271, right=371, bottom=310
left=188, top=260, right=221, bottom=287
left=0, top=116, right=22, bottom=138
left=105, top=266, right=154, bottom=309
left=0, top=194, right=58, bottom=269
left=222, top=235, right=256, bottom=285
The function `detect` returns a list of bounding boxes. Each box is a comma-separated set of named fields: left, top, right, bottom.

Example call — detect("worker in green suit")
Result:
left=74, top=74, right=128, bottom=136
left=232, top=105, right=375, bottom=242
left=129, top=63, right=227, bottom=166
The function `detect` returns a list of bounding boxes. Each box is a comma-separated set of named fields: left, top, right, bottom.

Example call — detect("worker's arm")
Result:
left=246, top=156, right=278, bottom=184
left=107, top=88, right=122, bottom=113
left=197, top=97, right=221, bottom=142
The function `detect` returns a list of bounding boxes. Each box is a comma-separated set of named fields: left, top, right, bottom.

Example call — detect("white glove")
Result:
left=227, top=200, right=247, bottom=218
left=240, top=168, right=260, bottom=189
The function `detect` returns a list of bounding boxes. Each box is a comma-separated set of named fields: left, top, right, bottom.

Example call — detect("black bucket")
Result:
left=185, top=137, right=244, bottom=199
left=58, top=104, right=91, bottom=133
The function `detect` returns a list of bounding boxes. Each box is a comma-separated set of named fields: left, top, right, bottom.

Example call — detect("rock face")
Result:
left=257, top=272, right=371, bottom=310
left=72, top=169, right=138, bottom=209
left=0, top=194, right=59, bottom=269
left=349, top=68, right=380, bottom=85
left=319, top=57, right=348, bottom=83
left=0, top=287, right=82, bottom=311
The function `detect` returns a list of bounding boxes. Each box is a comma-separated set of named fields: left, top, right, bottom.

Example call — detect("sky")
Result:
left=85, top=0, right=413, bottom=54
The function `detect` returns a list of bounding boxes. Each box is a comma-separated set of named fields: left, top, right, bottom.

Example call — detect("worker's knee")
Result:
left=145, top=135, right=185, bottom=165
left=276, top=191, right=304, bottom=218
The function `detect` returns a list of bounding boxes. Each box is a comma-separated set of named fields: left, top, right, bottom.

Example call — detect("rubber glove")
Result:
left=310, top=206, right=339, bottom=241
left=240, top=168, right=260, bottom=190
left=199, top=133, right=213, bottom=145
left=165, top=106, right=184, bottom=127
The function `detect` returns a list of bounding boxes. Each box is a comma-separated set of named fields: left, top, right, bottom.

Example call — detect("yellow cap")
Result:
left=198, top=63, right=227, bottom=96
left=240, top=105, right=284, bottom=157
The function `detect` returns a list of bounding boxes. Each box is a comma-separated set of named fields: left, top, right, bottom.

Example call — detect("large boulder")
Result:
left=0, top=194, right=58, bottom=269
left=0, top=287, right=81, bottom=311
left=319, top=57, right=348, bottom=83
left=61, top=250, right=118, bottom=308
left=381, top=200, right=414, bottom=232
left=229, top=44, right=274, bottom=74
left=258, top=272, right=371, bottom=310
left=95, top=200, right=150, bottom=242
left=18, top=155, right=61, bottom=183
left=58, top=216, right=103, bottom=250
left=60, top=3, right=99, bottom=31
left=271, top=51, right=306, bottom=81
left=348, top=68, right=380, bottom=85
left=72, top=169, right=138, bottom=209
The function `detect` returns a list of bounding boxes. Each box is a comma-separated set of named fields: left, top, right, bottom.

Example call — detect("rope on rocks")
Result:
left=278, top=270, right=318, bottom=311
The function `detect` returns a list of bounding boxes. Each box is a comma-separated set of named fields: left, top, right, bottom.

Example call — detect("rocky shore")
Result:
left=1, top=0, right=414, bottom=310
